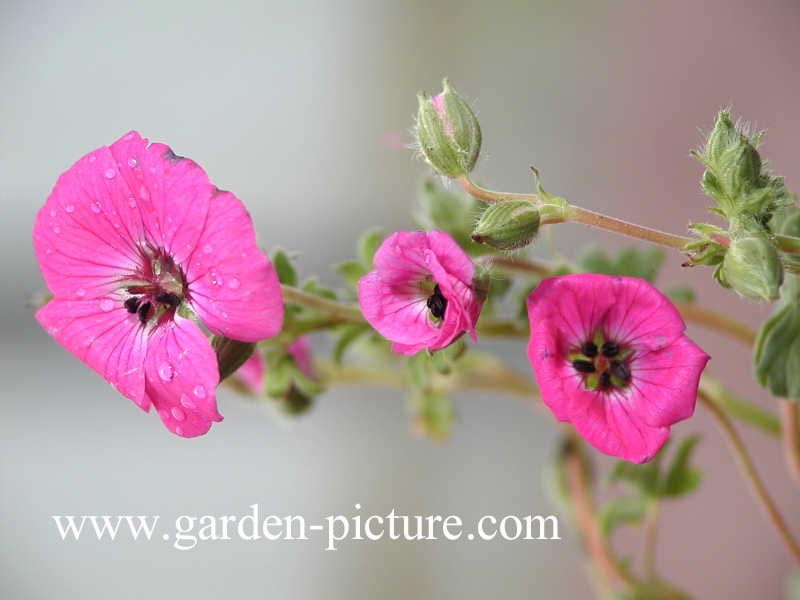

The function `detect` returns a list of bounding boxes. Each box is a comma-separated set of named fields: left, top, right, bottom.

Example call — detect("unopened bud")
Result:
left=721, top=234, right=783, bottom=300
left=471, top=201, right=540, bottom=250
left=415, top=79, right=481, bottom=178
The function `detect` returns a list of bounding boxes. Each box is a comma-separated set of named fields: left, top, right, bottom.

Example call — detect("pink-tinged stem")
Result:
left=700, top=392, right=800, bottom=564
left=779, top=399, right=800, bottom=489
left=457, top=177, right=693, bottom=250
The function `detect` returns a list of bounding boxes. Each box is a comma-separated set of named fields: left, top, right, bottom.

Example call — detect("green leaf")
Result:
left=301, top=278, right=337, bottom=300
left=754, top=294, right=800, bottom=399
left=415, top=180, right=491, bottom=255
left=787, top=570, right=800, bottom=600
left=332, top=323, right=370, bottom=364
left=335, top=260, right=367, bottom=288
left=412, top=390, right=454, bottom=440
left=664, top=285, right=695, bottom=304
left=271, top=249, right=297, bottom=286
left=610, top=455, right=663, bottom=498
left=358, top=228, right=383, bottom=268
left=576, top=246, right=664, bottom=282
left=598, top=495, right=648, bottom=539
left=660, top=435, right=702, bottom=497
left=406, top=352, right=430, bottom=389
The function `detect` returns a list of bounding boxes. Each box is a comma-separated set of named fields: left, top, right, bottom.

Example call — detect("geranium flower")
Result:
left=233, top=337, right=313, bottom=396
left=33, top=131, right=284, bottom=437
left=526, top=274, right=709, bottom=463
left=358, top=230, right=483, bottom=355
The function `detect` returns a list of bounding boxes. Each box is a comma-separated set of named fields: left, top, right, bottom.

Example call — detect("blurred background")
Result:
left=2, top=0, right=799, bottom=597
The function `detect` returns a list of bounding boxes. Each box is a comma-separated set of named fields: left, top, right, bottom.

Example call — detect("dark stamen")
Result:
left=426, top=284, right=447, bottom=319
left=599, top=372, right=612, bottom=389
left=137, top=301, right=152, bottom=325
left=610, top=361, right=631, bottom=382
left=124, top=297, right=141, bottom=314
left=572, top=359, right=596, bottom=374
left=601, top=342, right=620, bottom=358
left=155, top=291, right=180, bottom=307
left=580, top=342, right=598, bottom=358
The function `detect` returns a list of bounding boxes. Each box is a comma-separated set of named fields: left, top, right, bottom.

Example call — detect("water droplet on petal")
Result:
left=208, top=270, right=223, bottom=286
left=193, top=385, right=206, bottom=399
left=158, top=408, right=169, bottom=420
left=127, top=197, right=137, bottom=208
left=91, top=202, right=102, bottom=214
left=65, top=204, right=75, bottom=213
left=180, top=395, right=196, bottom=410
left=53, top=226, right=61, bottom=234
left=175, top=426, right=184, bottom=436
left=158, top=362, right=174, bottom=381
left=139, top=185, right=150, bottom=201
left=45, top=248, right=53, bottom=255
left=76, top=287, right=86, bottom=298
left=88, top=155, right=96, bottom=163
left=171, top=406, right=185, bottom=421
left=104, top=168, right=116, bottom=179
left=203, top=244, right=213, bottom=254
left=127, top=157, right=138, bottom=168
left=227, top=277, right=240, bottom=290
left=49, top=209, right=56, bottom=217
left=99, top=298, right=114, bottom=312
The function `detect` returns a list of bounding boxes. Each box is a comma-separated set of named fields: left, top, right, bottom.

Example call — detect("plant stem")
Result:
left=779, top=399, right=800, bottom=489
left=672, top=302, right=756, bottom=346
left=563, top=438, right=640, bottom=590
left=699, top=391, right=800, bottom=563
left=699, top=377, right=780, bottom=437
left=458, top=177, right=693, bottom=250
left=280, top=284, right=364, bottom=323
left=642, top=502, right=659, bottom=580
left=774, top=234, right=800, bottom=255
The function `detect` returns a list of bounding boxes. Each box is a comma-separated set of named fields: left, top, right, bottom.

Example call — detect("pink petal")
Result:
left=144, top=317, right=222, bottom=437
left=426, top=230, right=474, bottom=287
left=32, top=146, right=148, bottom=300
left=234, top=352, right=265, bottom=395
left=567, top=386, right=671, bottom=464
left=627, top=336, right=709, bottom=427
left=184, top=189, right=283, bottom=342
left=372, top=231, right=434, bottom=284
left=35, top=298, right=149, bottom=411
left=108, top=131, right=214, bottom=266
left=287, top=337, right=313, bottom=378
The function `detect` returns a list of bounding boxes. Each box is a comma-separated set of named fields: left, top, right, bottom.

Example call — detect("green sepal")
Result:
left=271, top=249, right=297, bottom=286
left=212, top=336, right=256, bottom=382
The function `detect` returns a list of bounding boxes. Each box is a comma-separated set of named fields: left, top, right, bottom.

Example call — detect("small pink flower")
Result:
left=33, top=131, right=284, bottom=437
left=233, top=337, right=313, bottom=395
left=526, top=274, right=709, bottom=463
left=358, top=230, right=483, bottom=355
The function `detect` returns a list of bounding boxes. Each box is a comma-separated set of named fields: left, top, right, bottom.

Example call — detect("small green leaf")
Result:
left=787, top=570, right=800, bottom=600
left=271, top=249, right=297, bottom=286
left=335, top=260, right=367, bottom=288
left=407, top=352, right=430, bottom=389
left=358, top=228, right=383, bottom=268
left=754, top=293, right=800, bottom=399
left=664, top=285, right=695, bottom=304
left=598, top=495, right=648, bottom=539
left=333, top=323, right=370, bottom=364
left=659, top=435, right=702, bottom=497
left=610, top=457, right=663, bottom=498
left=301, top=278, right=337, bottom=300
left=412, top=390, right=454, bottom=440
left=576, top=246, right=664, bottom=282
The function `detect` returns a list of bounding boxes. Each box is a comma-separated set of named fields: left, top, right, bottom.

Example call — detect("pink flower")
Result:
left=33, top=131, right=284, bottom=437
left=358, top=230, right=483, bottom=355
left=526, top=274, right=709, bottom=463
left=233, top=337, right=313, bottom=395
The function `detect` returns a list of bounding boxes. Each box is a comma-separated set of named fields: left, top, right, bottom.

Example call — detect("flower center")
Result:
left=426, top=284, right=447, bottom=320
left=124, top=247, right=186, bottom=326
left=569, top=332, right=632, bottom=392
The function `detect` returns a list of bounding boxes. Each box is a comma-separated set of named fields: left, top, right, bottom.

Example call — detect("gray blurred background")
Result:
left=2, top=0, right=799, bottom=598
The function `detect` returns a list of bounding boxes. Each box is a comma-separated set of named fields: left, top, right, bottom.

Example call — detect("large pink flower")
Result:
left=526, top=274, right=709, bottom=463
left=33, top=131, right=284, bottom=437
left=358, top=230, right=483, bottom=355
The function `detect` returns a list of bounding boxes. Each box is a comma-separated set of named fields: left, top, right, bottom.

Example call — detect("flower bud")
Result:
left=720, top=234, right=783, bottom=300
left=415, top=79, right=481, bottom=178
left=471, top=201, right=540, bottom=250
left=212, top=336, right=256, bottom=381
left=703, top=111, right=739, bottom=166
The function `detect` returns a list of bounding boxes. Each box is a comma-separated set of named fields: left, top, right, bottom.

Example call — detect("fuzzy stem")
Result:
left=699, top=391, right=800, bottom=563
left=779, top=399, right=800, bottom=489
left=458, top=177, right=693, bottom=250
left=699, top=377, right=780, bottom=437
left=280, top=284, right=364, bottom=323
left=672, top=302, right=756, bottom=346
left=563, top=439, right=640, bottom=590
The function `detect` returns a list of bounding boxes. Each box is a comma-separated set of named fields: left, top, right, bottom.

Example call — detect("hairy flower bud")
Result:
left=471, top=201, right=541, bottom=250
left=720, top=234, right=783, bottom=300
left=415, top=79, right=481, bottom=178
